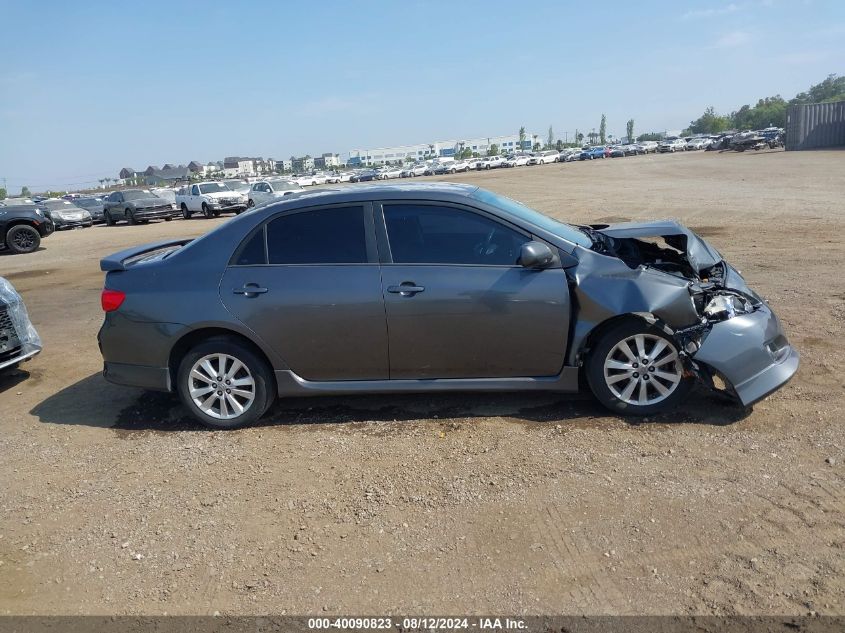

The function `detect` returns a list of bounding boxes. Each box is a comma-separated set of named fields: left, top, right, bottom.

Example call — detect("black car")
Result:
left=98, top=183, right=797, bottom=429
left=102, top=190, right=178, bottom=225
left=73, top=197, right=106, bottom=223
left=0, top=204, right=54, bottom=254
left=350, top=170, right=378, bottom=183
left=40, top=199, right=94, bottom=229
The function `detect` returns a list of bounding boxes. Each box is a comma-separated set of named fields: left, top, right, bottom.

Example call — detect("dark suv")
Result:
left=0, top=204, right=55, bottom=254
left=102, top=190, right=178, bottom=225
left=98, top=184, right=797, bottom=429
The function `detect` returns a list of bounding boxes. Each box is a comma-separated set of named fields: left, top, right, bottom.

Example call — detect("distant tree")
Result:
left=637, top=132, right=664, bottom=141
left=532, top=134, right=539, bottom=149
left=519, top=126, right=526, bottom=148
left=626, top=119, right=635, bottom=143
left=576, top=131, right=584, bottom=145
left=547, top=125, right=554, bottom=149
left=687, top=106, right=732, bottom=134
left=555, top=140, right=564, bottom=151
left=532, top=142, right=541, bottom=151
left=0, top=187, right=5, bottom=200
left=460, top=147, right=473, bottom=159
left=587, top=131, right=598, bottom=144
left=487, top=143, right=499, bottom=156
left=731, top=96, right=787, bottom=129
left=20, top=186, right=31, bottom=197
left=599, top=114, right=607, bottom=144
left=790, top=74, right=845, bottom=105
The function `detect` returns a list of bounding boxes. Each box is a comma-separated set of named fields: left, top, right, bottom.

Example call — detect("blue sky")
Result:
left=0, top=0, right=843, bottom=193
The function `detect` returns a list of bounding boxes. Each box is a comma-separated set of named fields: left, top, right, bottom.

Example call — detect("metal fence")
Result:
left=786, top=102, right=845, bottom=150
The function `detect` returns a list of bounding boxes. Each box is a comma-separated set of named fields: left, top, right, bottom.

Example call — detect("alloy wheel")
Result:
left=188, top=353, right=256, bottom=420
left=603, top=334, right=682, bottom=406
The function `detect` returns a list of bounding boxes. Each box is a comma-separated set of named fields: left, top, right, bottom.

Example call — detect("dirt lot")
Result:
left=0, top=149, right=843, bottom=616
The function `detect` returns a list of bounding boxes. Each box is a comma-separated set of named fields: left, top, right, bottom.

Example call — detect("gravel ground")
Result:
left=0, top=148, right=843, bottom=616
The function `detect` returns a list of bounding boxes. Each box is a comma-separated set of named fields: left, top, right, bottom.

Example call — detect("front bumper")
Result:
left=53, top=217, right=93, bottom=229
left=0, top=343, right=41, bottom=372
left=693, top=304, right=799, bottom=406
left=135, top=208, right=179, bottom=220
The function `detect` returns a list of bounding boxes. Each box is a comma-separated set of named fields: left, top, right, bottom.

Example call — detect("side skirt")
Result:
left=274, top=367, right=581, bottom=398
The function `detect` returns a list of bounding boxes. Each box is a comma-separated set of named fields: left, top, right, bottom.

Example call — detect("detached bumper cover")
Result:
left=693, top=304, right=799, bottom=406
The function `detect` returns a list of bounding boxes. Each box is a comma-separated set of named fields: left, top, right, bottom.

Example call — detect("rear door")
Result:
left=220, top=203, right=388, bottom=381
left=375, top=201, right=570, bottom=379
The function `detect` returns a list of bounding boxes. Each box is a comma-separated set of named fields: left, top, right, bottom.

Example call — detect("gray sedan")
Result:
left=98, top=183, right=798, bottom=428
left=102, top=190, right=179, bottom=225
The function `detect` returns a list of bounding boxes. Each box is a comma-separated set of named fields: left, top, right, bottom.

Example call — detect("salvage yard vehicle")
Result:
left=0, top=277, right=42, bottom=373
left=103, top=190, right=179, bottom=225
left=0, top=204, right=54, bottom=254
left=73, top=197, right=106, bottom=223
left=247, top=179, right=302, bottom=207
left=580, top=146, right=608, bottom=160
left=40, top=198, right=93, bottom=229
left=98, top=183, right=798, bottom=429
left=528, top=150, right=560, bottom=165
left=658, top=138, right=687, bottom=153
left=176, top=182, right=248, bottom=219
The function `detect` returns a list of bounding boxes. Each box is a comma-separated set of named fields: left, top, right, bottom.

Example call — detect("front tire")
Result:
left=127, top=210, right=137, bottom=225
left=586, top=319, right=692, bottom=416
left=176, top=338, right=275, bottom=430
left=5, top=225, right=41, bottom=254
left=201, top=203, right=212, bottom=219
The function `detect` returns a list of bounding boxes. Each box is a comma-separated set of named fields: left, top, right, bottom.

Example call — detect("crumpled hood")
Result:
left=591, top=220, right=723, bottom=274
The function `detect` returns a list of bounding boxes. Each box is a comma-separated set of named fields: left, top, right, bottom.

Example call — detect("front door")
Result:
left=377, top=202, right=570, bottom=379
left=221, top=203, right=388, bottom=381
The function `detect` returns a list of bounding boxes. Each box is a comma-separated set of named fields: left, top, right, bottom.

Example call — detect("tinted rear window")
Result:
left=266, top=206, right=367, bottom=264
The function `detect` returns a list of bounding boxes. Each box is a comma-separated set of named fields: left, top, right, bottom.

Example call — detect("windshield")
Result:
left=199, top=183, right=230, bottom=194
left=42, top=200, right=72, bottom=208
left=470, top=188, right=592, bottom=248
left=123, top=190, right=155, bottom=201
left=269, top=180, right=296, bottom=191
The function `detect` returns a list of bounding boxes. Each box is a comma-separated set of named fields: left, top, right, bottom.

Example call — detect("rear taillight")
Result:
left=101, top=289, right=126, bottom=312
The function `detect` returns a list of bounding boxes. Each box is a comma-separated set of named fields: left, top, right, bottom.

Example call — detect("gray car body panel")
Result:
left=98, top=183, right=797, bottom=408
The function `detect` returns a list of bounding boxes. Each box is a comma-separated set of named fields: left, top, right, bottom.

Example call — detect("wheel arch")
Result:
left=168, top=326, right=278, bottom=398
left=575, top=312, right=662, bottom=365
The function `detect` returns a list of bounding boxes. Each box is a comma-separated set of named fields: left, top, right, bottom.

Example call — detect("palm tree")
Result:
left=98, top=179, right=105, bottom=189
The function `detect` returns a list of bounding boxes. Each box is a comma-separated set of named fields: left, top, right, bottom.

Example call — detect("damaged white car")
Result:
left=0, top=277, right=42, bottom=373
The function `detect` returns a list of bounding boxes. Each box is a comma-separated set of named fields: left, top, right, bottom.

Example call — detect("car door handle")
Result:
left=387, top=284, right=425, bottom=296
left=233, top=284, right=268, bottom=296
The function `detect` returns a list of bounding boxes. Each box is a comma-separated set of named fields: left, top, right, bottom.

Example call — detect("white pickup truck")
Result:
left=175, top=182, right=248, bottom=219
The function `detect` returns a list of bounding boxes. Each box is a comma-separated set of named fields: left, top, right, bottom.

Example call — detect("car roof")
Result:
left=260, top=182, right=480, bottom=207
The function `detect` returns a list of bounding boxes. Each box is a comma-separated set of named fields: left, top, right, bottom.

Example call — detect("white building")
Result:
left=347, top=133, right=538, bottom=166
left=314, top=152, right=340, bottom=169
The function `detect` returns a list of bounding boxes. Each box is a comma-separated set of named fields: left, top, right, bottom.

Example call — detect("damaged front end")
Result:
left=571, top=221, right=798, bottom=407
left=0, top=277, right=43, bottom=372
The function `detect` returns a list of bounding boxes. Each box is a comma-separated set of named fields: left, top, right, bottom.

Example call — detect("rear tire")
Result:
left=5, top=225, right=41, bottom=254
left=105, top=211, right=115, bottom=226
left=181, top=204, right=192, bottom=219
left=586, top=319, right=692, bottom=416
left=176, top=338, right=275, bottom=430
left=164, top=217, right=172, bottom=222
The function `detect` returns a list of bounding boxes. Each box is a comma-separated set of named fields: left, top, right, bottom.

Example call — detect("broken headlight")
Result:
left=703, top=294, right=753, bottom=320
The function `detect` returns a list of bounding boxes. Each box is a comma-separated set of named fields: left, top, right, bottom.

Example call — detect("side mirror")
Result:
left=520, top=241, right=555, bottom=269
